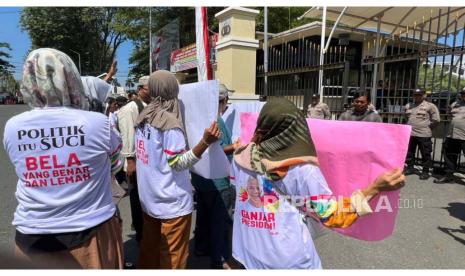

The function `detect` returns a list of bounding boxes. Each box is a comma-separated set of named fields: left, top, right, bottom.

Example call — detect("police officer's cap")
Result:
left=413, top=88, right=426, bottom=95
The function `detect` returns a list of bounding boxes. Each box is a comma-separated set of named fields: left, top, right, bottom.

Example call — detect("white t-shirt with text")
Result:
left=135, top=125, right=193, bottom=219
left=231, top=161, right=333, bottom=269
left=3, top=107, right=119, bottom=234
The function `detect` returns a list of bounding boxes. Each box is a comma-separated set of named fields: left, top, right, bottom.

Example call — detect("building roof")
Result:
left=258, top=20, right=445, bottom=48
left=300, top=7, right=465, bottom=41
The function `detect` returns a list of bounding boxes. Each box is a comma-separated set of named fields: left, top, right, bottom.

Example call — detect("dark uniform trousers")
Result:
left=128, top=174, right=143, bottom=243
left=406, top=136, right=433, bottom=172
left=443, top=138, right=465, bottom=174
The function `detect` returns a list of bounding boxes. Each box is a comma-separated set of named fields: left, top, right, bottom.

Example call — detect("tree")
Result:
left=0, top=42, right=17, bottom=95
left=0, top=73, right=19, bottom=94
left=20, top=7, right=128, bottom=76
left=118, top=7, right=225, bottom=81
left=0, top=42, right=13, bottom=74
left=418, top=66, right=465, bottom=93
left=125, top=78, right=135, bottom=89
left=255, top=7, right=317, bottom=34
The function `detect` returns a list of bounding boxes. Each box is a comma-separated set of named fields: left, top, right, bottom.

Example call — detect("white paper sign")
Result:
left=178, top=80, right=230, bottom=179
left=222, top=101, right=266, bottom=141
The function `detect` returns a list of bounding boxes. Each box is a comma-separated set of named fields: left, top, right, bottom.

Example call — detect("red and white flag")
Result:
left=195, top=7, right=212, bottom=82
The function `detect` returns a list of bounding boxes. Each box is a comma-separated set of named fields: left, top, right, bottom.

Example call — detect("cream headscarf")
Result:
left=21, top=48, right=89, bottom=110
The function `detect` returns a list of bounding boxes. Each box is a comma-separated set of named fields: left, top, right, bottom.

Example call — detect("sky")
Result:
left=0, top=7, right=133, bottom=88
left=2, top=6, right=465, bottom=86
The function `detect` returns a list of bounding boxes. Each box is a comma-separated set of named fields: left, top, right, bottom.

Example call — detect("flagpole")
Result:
left=149, top=7, right=152, bottom=74
left=264, top=6, right=268, bottom=96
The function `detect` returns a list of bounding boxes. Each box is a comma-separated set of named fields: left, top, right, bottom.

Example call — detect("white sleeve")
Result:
left=285, top=164, right=333, bottom=197
left=117, top=104, right=137, bottom=158
left=162, top=128, right=200, bottom=172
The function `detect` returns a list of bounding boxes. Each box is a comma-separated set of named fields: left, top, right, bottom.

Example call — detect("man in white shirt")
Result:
left=117, top=76, right=151, bottom=242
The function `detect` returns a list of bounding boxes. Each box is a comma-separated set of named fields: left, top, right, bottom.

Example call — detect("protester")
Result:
left=434, top=88, right=465, bottom=183
left=191, top=83, right=239, bottom=269
left=231, top=97, right=405, bottom=269
left=81, top=76, right=126, bottom=204
left=134, top=70, right=221, bottom=269
left=127, top=91, right=138, bottom=101
left=339, top=91, right=382, bottom=122
left=3, top=48, right=124, bottom=268
left=102, top=60, right=117, bottom=83
left=117, top=75, right=151, bottom=243
left=81, top=76, right=113, bottom=114
left=116, top=95, right=128, bottom=109
left=307, top=94, right=330, bottom=119
left=404, top=88, right=440, bottom=180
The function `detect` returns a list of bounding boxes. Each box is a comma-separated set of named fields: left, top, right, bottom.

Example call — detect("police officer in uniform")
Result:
left=307, top=94, right=331, bottom=119
left=404, top=88, right=440, bottom=180
left=435, top=88, right=465, bottom=183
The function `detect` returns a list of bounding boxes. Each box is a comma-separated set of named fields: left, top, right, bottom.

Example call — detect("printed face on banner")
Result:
left=238, top=176, right=278, bottom=232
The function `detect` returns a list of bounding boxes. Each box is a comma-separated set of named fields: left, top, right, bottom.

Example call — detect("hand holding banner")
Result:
left=240, top=113, right=411, bottom=241
left=178, top=80, right=230, bottom=179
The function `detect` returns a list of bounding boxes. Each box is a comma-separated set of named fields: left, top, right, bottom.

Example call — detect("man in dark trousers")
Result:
left=435, top=88, right=465, bottom=183
left=404, top=88, right=440, bottom=180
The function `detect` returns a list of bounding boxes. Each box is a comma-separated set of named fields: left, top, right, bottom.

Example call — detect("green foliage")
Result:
left=19, top=7, right=320, bottom=82
left=0, top=73, right=19, bottom=94
left=418, top=65, right=465, bottom=93
left=20, top=7, right=128, bottom=76
left=118, top=7, right=224, bottom=81
left=255, top=7, right=317, bottom=34
left=0, top=42, right=17, bottom=94
left=0, top=42, right=14, bottom=74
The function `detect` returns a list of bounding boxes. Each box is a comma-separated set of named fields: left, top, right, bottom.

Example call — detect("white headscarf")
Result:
left=81, top=76, right=113, bottom=112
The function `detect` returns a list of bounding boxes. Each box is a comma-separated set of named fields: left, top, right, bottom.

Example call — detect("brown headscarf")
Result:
left=235, top=97, right=319, bottom=180
left=136, top=70, right=184, bottom=132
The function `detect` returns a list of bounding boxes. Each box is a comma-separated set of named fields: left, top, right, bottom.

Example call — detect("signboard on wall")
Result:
left=170, top=34, right=218, bottom=73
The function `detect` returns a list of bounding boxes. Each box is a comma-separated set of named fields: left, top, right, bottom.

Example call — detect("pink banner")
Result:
left=240, top=113, right=411, bottom=241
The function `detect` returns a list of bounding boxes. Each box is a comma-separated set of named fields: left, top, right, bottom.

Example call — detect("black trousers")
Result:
left=443, top=138, right=465, bottom=175
left=406, top=136, right=433, bottom=172
left=128, top=174, right=143, bottom=242
left=194, top=186, right=235, bottom=267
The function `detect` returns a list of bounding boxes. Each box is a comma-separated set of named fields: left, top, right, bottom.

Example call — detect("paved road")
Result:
left=1, top=105, right=464, bottom=269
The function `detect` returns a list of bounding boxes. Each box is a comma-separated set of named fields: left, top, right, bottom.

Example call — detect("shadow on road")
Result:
left=437, top=202, right=465, bottom=246
left=438, top=226, right=465, bottom=246
left=442, top=202, right=465, bottom=221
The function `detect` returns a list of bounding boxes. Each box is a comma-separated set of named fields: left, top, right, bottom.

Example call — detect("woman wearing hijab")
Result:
left=135, top=70, right=220, bottom=269
left=81, top=76, right=114, bottom=113
left=3, top=48, right=124, bottom=268
left=81, top=76, right=126, bottom=204
left=231, top=98, right=406, bottom=269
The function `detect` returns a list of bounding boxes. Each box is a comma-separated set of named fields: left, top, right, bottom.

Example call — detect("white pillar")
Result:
left=371, top=15, right=382, bottom=102
left=318, top=6, right=326, bottom=102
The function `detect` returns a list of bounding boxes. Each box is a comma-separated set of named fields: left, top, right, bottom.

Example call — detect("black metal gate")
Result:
left=255, top=8, right=465, bottom=169
left=360, top=8, right=465, bottom=169
left=256, top=36, right=362, bottom=117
